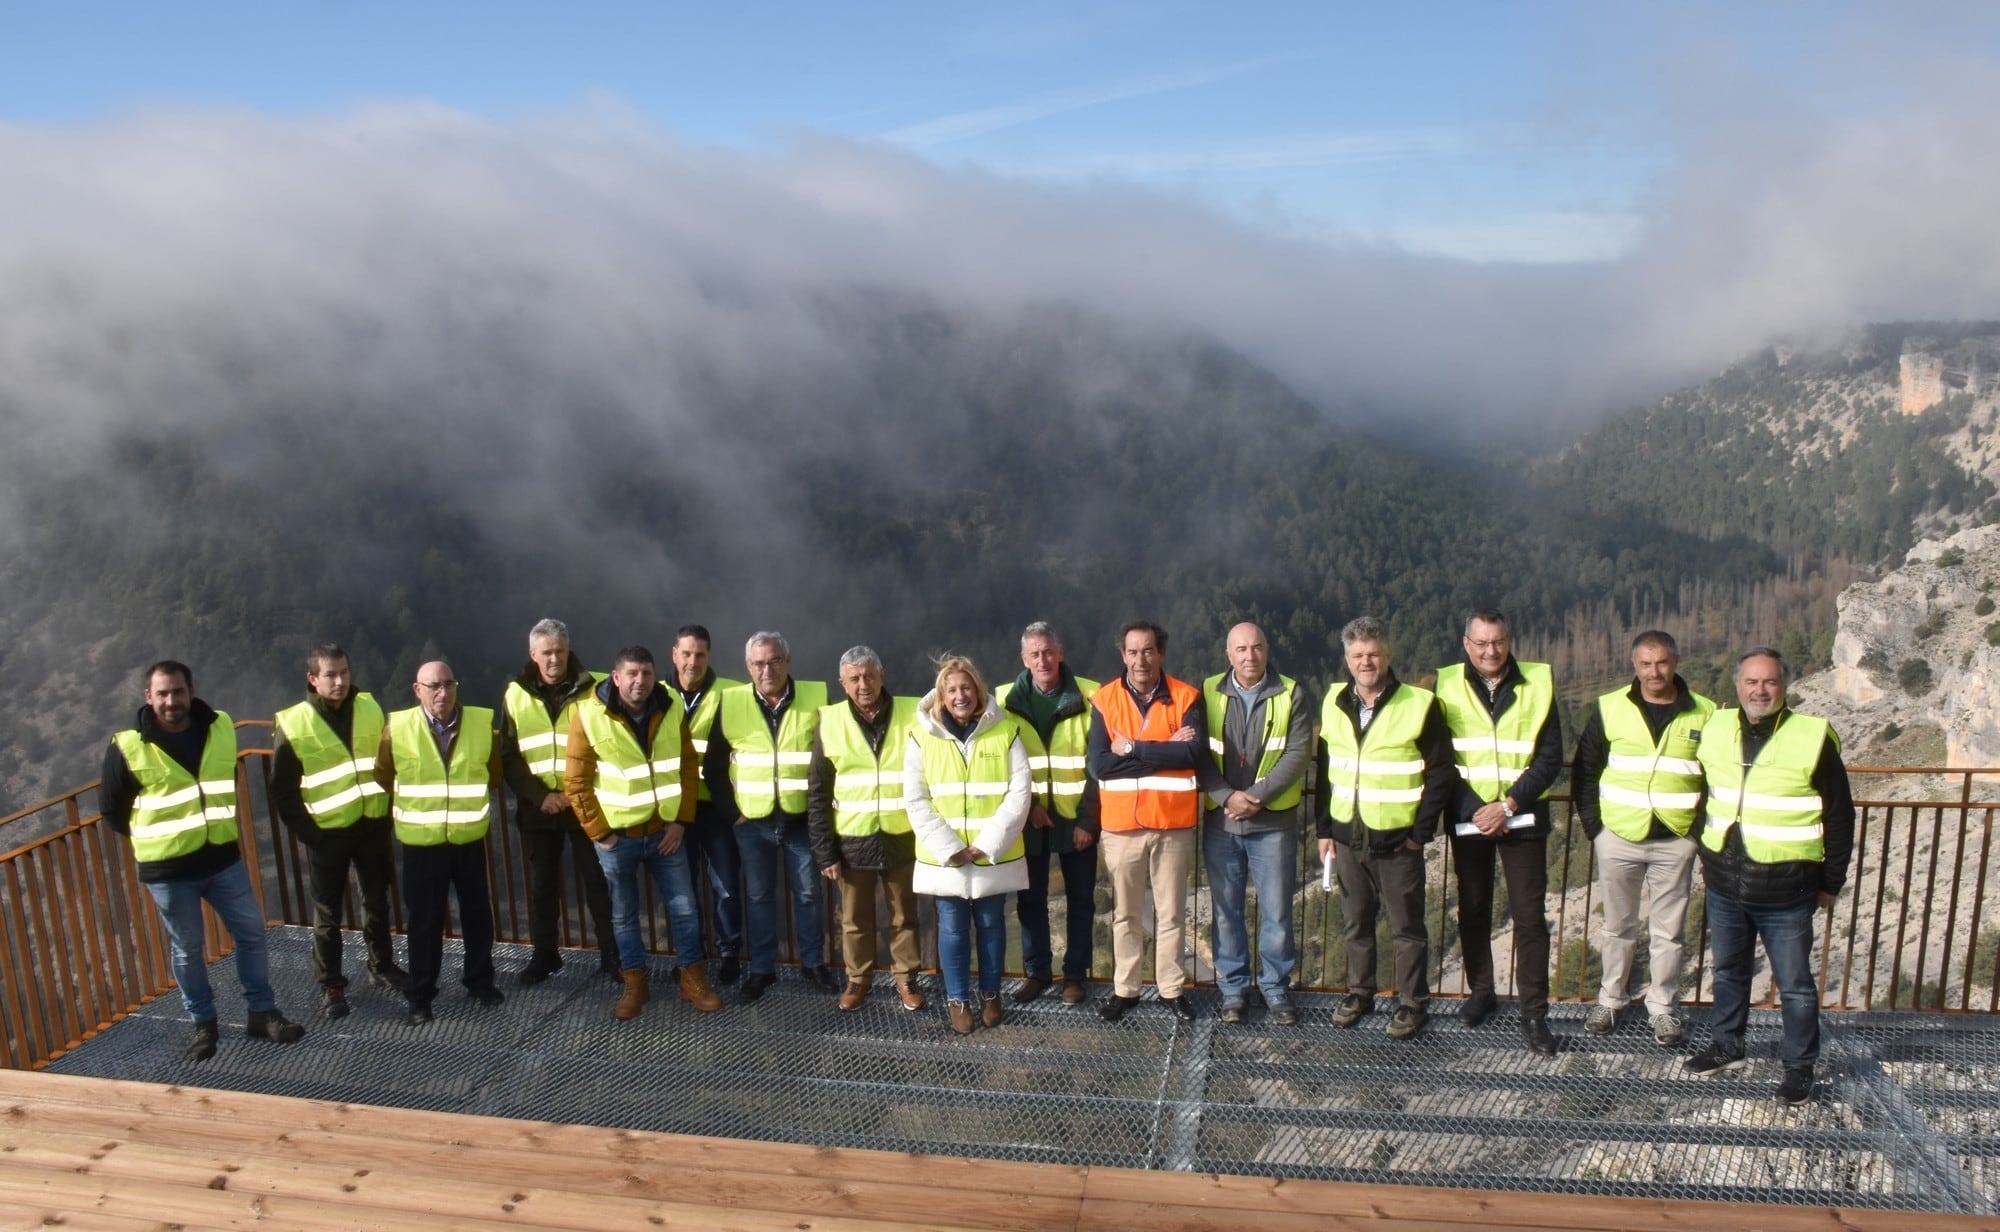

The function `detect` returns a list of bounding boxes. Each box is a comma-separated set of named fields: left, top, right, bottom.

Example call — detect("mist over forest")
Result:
left=4, top=81, right=2000, bottom=808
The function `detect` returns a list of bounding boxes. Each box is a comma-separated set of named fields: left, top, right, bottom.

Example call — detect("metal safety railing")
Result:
left=2, top=723, right=1996, bottom=1070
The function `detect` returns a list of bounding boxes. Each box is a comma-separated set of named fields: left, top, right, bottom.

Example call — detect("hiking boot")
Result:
left=1014, top=976, right=1050, bottom=1004
left=1651, top=1013, right=1683, bottom=1046
left=185, top=1019, right=219, bottom=1063
left=897, top=978, right=926, bottom=1011
left=1385, top=1004, right=1428, bottom=1040
left=1584, top=1004, right=1617, bottom=1035
left=839, top=981, right=870, bottom=1011
left=614, top=969, right=650, bottom=1020
left=246, top=1009, right=305, bottom=1044
left=678, top=964, right=723, bottom=1012
left=319, top=983, right=351, bottom=1020
left=1268, top=1001, right=1299, bottom=1027
left=1332, top=992, right=1372, bottom=1028
left=1683, top=1041, right=1748, bottom=1076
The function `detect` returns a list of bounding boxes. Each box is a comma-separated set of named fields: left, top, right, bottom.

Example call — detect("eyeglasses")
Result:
left=747, top=659, right=787, bottom=671
left=416, top=679, right=458, bottom=691
left=1466, top=639, right=1508, bottom=651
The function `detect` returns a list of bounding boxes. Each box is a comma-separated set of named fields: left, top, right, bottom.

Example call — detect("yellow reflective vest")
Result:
left=818, top=697, right=917, bottom=837
left=1320, top=683, right=1433, bottom=833
left=912, top=721, right=1025, bottom=866
left=388, top=707, right=493, bottom=846
left=995, top=677, right=1097, bottom=820
left=1696, top=709, right=1830, bottom=864
left=668, top=675, right=745, bottom=803
left=575, top=695, right=687, bottom=830
left=502, top=672, right=604, bottom=789
left=1435, top=661, right=1554, bottom=804
left=1595, top=687, right=1715, bottom=840
left=274, top=694, right=388, bottom=830
left=719, top=681, right=828, bottom=818
left=113, top=716, right=239, bottom=863
left=1203, top=672, right=1303, bottom=811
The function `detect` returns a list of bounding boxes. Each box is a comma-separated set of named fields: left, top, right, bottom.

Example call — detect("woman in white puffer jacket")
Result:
left=905, top=655, right=1032, bottom=1035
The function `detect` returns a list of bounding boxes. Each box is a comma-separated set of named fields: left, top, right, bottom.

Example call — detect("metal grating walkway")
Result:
left=45, top=926, right=2000, bottom=1215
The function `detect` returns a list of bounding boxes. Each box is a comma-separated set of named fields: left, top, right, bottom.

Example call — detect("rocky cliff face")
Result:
left=1795, top=523, right=2000, bottom=769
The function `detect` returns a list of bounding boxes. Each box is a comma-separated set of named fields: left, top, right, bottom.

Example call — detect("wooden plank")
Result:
left=0, top=1073, right=1086, bottom=1197
left=0, top=1121, right=1080, bottom=1232
left=0, top=1205, right=209, bottom=1232
left=0, top=1129, right=957, bottom=1232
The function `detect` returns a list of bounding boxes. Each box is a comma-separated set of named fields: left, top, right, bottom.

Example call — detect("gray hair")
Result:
left=1464, top=607, right=1508, bottom=637
left=838, top=645, right=883, bottom=672
left=1340, top=616, right=1390, bottom=649
left=527, top=618, right=570, bottom=648
left=1736, top=645, right=1789, bottom=680
left=1020, top=621, right=1061, bottom=650
left=1632, top=629, right=1679, bottom=655
left=746, top=631, right=790, bottom=661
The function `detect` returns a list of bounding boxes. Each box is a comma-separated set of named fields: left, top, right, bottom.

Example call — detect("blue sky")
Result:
left=1, top=3, right=1992, bottom=262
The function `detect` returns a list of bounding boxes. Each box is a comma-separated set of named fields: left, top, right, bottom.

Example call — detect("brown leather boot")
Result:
left=980, top=992, right=1004, bottom=1028
left=679, top=964, right=723, bottom=1012
left=614, top=969, right=649, bottom=1020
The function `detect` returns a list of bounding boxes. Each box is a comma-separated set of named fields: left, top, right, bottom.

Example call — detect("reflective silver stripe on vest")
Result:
left=834, top=797, right=908, bottom=812
left=1357, top=786, right=1425, bottom=803
left=1456, top=765, right=1523, bottom=785
left=396, top=783, right=490, bottom=800
left=1453, top=737, right=1535, bottom=755
left=1599, top=783, right=1701, bottom=811
left=692, top=738, right=710, bottom=754
left=130, top=815, right=212, bottom=837
left=1709, top=786, right=1823, bottom=813
left=1327, top=755, right=1426, bottom=775
left=1606, top=752, right=1702, bottom=775
left=596, top=759, right=682, bottom=781
left=299, top=757, right=377, bottom=790
left=1703, top=814, right=1826, bottom=843
left=1099, top=777, right=1200, bottom=793
left=595, top=788, right=683, bottom=810
left=732, top=751, right=814, bottom=766
left=392, top=803, right=491, bottom=826
left=305, top=782, right=388, bottom=816
left=733, top=781, right=811, bottom=796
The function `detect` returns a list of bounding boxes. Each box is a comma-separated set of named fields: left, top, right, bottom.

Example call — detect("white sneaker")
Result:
left=1651, top=1013, right=1683, bottom=1046
left=1584, top=1004, right=1617, bottom=1035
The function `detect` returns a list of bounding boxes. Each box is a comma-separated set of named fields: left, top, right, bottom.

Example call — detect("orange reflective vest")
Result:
left=1092, top=675, right=1202, bottom=832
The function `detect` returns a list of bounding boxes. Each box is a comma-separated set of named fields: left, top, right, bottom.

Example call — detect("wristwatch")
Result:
left=1501, top=798, right=1517, bottom=819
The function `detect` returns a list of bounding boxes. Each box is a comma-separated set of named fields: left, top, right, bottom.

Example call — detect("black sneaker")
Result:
left=1218, top=1002, right=1246, bottom=1024
left=1682, top=1042, right=1748, bottom=1076
left=802, top=965, right=842, bottom=993
left=1162, top=994, right=1196, bottom=1022
left=1268, top=1001, right=1299, bottom=1027
left=1332, top=992, right=1372, bottom=1028
left=1385, top=1004, right=1428, bottom=1040
left=717, top=956, right=742, bottom=985
left=407, top=1000, right=434, bottom=1026
left=740, top=971, right=776, bottom=1002
left=185, top=1019, right=219, bottom=1063
left=245, top=1009, right=305, bottom=1044
left=319, top=983, right=351, bottom=1020
left=1777, top=1066, right=1816, bottom=1106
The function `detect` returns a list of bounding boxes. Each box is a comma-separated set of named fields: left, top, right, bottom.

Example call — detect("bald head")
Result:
left=1226, top=622, right=1269, bottom=690
left=413, top=659, right=459, bottom=721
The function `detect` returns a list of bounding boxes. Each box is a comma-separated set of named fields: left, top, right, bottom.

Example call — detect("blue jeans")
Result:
left=686, top=805, right=744, bottom=959
left=145, top=859, right=276, bottom=1023
left=595, top=831, right=706, bottom=970
left=1203, top=823, right=1298, bottom=1004
left=733, top=818, right=825, bottom=973
left=1706, top=890, right=1820, bottom=1068
left=935, top=893, right=1007, bottom=1004
left=1017, top=842, right=1099, bottom=982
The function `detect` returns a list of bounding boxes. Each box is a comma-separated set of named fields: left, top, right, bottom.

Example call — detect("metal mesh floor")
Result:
left=46, top=926, right=1999, bottom=1215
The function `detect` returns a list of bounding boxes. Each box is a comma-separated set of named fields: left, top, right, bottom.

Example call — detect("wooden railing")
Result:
left=2, top=724, right=1995, bottom=1070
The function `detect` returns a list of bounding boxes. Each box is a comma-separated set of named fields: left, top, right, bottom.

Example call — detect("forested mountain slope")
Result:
left=0, top=296, right=1777, bottom=809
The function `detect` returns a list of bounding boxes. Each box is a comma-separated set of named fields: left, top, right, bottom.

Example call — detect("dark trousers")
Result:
left=306, top=817, right=398, bottom=986
left=685, top=804, right=745, bottom=960
left=1017, top=843, right=1099, bottom=982
left=1706, top=890, right=1821, bottom=1068
left=522, top=822, right=618, bottom=965
left=1334, top=841, right=1429, bottom=1007
left=1451, top=835, right=1551, bottom=1018
left=402, top=837, right=495, bottom=1005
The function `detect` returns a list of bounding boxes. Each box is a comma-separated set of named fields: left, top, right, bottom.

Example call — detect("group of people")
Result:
left=101, top=608, right=1853, bottom=1104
